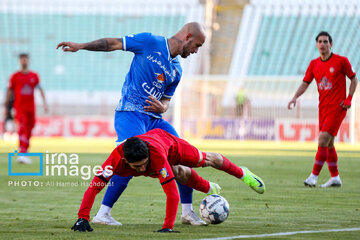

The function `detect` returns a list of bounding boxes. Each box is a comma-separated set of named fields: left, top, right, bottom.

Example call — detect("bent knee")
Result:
left=204, top=152, right=223, bottom=168
left=172, top=165, right=191, bottom=184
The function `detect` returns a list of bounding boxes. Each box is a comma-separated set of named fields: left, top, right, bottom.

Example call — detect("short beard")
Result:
left=181, top=42, right=192, bottom=58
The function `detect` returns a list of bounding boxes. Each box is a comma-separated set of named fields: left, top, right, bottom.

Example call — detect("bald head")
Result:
left=169, top=22, right=206, bottom=58
left=182, top=22, right=206, bottom=39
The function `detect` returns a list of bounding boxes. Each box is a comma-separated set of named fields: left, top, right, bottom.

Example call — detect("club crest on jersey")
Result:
left=329, top=67, right=334, bottom=73
left=159, top=168, right=169, bottom=178
left=156, top=73, right=165, bottom=83
left=318, top=76, right=332, bottom=90
left=146, top=55, right=172, bottom=80
left=102, top=169, right=112, bottom=178
left=20, top=84, right=33, bottom=95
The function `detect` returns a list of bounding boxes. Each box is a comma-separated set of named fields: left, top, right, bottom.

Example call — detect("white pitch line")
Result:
left=197, top=228, right=360, bottom=240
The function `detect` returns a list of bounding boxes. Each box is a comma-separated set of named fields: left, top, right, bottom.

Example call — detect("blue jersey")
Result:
left=115, top=32, right=183, bottom=118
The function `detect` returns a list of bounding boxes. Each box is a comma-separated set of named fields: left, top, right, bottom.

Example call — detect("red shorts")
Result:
left=171, top=137, right=206, bottom=168
left=319, top=106, right=347, bottom=136
left=15, top=110, right=36, bottom=132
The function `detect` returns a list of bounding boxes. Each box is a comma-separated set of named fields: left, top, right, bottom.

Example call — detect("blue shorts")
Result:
left=114, top=111, right=179, bottom=144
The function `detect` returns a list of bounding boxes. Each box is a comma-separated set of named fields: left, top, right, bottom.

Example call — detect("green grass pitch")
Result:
left=1, top=149, right=360, bottom=240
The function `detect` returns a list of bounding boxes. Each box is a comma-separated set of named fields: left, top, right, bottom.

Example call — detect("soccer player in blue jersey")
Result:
left=57, top=22, right=206, bottom=226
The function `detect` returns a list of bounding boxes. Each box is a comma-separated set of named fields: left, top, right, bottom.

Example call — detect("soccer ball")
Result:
left=199, top=194, right=230, bottom=224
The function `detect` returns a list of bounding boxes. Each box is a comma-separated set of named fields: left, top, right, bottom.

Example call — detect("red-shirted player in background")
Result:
left=4, top=53, right=48, bottom=164
left=71, top=128, right=265, bottom=232
left=288, top=32, right=358, bottom=188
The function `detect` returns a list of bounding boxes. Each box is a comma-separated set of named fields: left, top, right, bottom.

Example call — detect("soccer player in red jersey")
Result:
left=71, top=128, right=265, bottom=232
left=4, top=54, right=48, bottom=164
left=288, top=32, right=358, bottom=188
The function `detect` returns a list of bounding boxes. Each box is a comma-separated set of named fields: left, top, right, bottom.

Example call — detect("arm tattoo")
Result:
left=84, top=39, right=110, bottom=51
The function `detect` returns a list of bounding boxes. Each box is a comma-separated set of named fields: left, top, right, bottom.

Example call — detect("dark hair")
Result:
left=123, top=137, right=149, bottom=163
left=19, top=53, right=29, bottom=58
left=315, top=31, right=332, bottom=44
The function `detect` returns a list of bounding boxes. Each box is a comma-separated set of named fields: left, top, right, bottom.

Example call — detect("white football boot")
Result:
left=304, top=173, right=318, bottom=187
left=17, top=156, right=32, bottom=164
left=319, top=176, right=342, bottom=188
left=180, top=210, right=207, bottom=226
left=92, top=213, right=122, bottom=226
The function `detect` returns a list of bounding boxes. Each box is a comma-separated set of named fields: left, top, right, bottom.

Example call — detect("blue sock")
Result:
left=102, top=175, right=133, bottom=208
left=177, top=181, right=193, bottom=203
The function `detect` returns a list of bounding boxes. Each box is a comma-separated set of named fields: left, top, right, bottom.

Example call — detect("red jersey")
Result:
left=8, top=71, right=40, bottom=112
left=303, top=53, right=355, bottom=109
left=79, top=129, right=202, bottom=229
left=113, top=129, right=186, bottom=183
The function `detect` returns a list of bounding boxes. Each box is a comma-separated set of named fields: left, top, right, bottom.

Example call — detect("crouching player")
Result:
left=71, top=129, right=265, bottom=232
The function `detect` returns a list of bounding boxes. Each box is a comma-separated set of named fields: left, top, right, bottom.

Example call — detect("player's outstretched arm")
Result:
left=288, top=81, right=310, bottom=109
left=71, top=176, right=107, bottom=232
left=159, top=177, right=180, bottom=232
left=57, top=38, right=123, bottom=52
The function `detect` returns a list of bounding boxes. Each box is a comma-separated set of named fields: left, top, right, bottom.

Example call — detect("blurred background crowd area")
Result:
left=1, top=0, right=359, bottom=142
